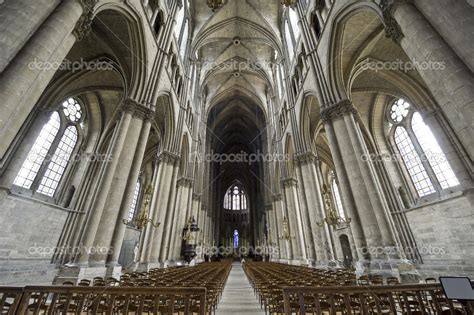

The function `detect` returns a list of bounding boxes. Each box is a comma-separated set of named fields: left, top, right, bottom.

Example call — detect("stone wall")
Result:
left=0, top=188, right=69, bottom=284
left=405, top=190, right=474, bottom=279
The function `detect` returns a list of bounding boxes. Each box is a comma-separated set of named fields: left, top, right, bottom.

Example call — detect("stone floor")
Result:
left=216, top=262, right=265, bottom=315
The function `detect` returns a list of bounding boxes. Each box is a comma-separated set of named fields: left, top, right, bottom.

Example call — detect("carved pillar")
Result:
left=75, top=99, right=133, bottom=265
left=295, top=152, right=333, bottom=264
left=106, top=106, right=154, bottom=266
left=281, top=177, right=306, bottom=263
left=321, top=100, right=398, bottom=259
left=168, top=177, right=193, bottom=261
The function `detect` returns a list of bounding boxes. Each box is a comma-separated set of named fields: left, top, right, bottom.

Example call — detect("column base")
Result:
left=53, top=264, right=109, bottom=284
left=313, top=260, right=343, bottom=270
left=355, top=259, right=421, bottom=283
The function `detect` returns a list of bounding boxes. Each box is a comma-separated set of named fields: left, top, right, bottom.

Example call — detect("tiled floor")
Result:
left=216, top=262, right=265, bottom=315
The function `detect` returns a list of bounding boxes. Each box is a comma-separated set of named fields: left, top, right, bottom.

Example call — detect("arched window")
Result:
left=174, top=5, right=184, bottom=40
left=223, top=183, right=248, bottom=210
left=14, top=98, right=83, bottom=197
left=127, top=181, right=141, bottom=222
left=233, top=230, right=239, bottom=248
left=284, top=21, right=294, bottom=62
left=289, top=8, right=300, bottom=41
left=389, top=99, right=458, bottom=197
left=179, top=19, right=189, bottom=60
left=331, top=175, right=345, bottom=220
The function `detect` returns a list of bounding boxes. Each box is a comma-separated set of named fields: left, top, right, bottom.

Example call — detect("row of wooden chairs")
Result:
left=242, top=262, right=469, bottom=314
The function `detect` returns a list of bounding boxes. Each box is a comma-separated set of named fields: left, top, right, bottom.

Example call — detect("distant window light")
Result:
left=14, top=112, right=61, bottom=189
left=285, top=22, right=294, bottom=61
left=394, top=126, right=436, bottom=197
left=289, top=8, right=300, bottom=41
left=223, top=184, right=248, bottom=210
left=411, top=112, right=459, bottom=189
left=128, top=181, right=141, bottom=221
left=175, top=5, right=184, bottom=40
left=390, top=99, right=410, bottom=123
left=331, top=177, right=345, bottom=220
left=37, top=126, right=78, bottom=196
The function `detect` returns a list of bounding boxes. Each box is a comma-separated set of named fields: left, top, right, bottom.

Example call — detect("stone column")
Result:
left=321, top=100, right=398, bottom=260
left=140, top=151, right=178, bottom=267
left=106, top=108, right=154, bottom=266
left=413, top=0, right=474, bottom=72
left=281, top=178, right=306, bottom=263
left=381, top=0, right=474, bottom=161
left=0, top=0, right=93, bottom=159
left=295, top=152, right=332, bottom=264
left=0, top=0, right=61, bottom=72
left=158, top=162, right=179, bottom=264
left=168, top=177, right=193, bottom=261
left=75, top=101, right=133, bottom=265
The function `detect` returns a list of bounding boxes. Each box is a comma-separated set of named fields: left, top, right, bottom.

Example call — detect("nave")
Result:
left=1, top=260, right=473, bottom=314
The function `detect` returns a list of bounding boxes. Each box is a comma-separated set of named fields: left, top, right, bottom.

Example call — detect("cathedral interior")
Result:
left=0, top=0, right=473, bottom=313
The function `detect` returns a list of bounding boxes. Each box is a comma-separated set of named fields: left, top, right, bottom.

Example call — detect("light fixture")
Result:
left=122, top=185, right=161, bottom=229
left=319, top=184, right=351, bottom=227
left=279, top=216, right=295, bottom=241
left=281, top=0, right=298, bottom=8
left=207, top=0, right=223, bottom=11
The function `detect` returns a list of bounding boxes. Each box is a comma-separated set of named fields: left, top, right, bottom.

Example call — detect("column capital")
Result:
left=272, top=193, right=283, bottom=202
left=73, top=0, right=98, bottom=42
left=192, top=192, right=202, bottom=201
left=380, top=0, right=412, bottom=43
left=281, top=177, right=298, bottom=188
left=156, top=150, right=180, bottom=164
left=120, top=98, right=155, bottom=121
left=295, top=151, right=318, bottom=165
left=320, top=99, right=357, bottom=123
left=177, top=176, right=194, bottom=187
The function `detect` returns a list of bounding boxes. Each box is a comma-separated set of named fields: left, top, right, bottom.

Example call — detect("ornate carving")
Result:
left=320, top=99, right=357, bottom=123
left=192, top=192, right=202, bottom=201
left=73, top=0, right=98, bottom=42
left=281, top=177, right=297, bottom=188
left=295, top=151, right=318, bottom=165
left=273, top=194, right=283, bottom=202
left=380, top=0, right=412, bottom=43
left=134, top=105, right=155, bottom=122
left=157, top=151, right=180, bottom=164
left=177, top=177, right=194, bottom=187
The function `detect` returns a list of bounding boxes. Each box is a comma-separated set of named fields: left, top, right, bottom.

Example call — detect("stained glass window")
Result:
left=389, top=98, right=459, bottom=197
left=223, top=184, right=248, bottom=210
left=13, top=97, right=83, bottom=198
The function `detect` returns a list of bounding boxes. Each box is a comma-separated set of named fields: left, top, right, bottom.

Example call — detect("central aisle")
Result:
left=216, top=262, right=265, bottom=315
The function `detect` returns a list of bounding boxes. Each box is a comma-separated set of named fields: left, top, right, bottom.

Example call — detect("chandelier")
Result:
left=122, top=185, right=161, bottom=229
left=281, top=0, right=298, bottom=8
left=207, top=0, right=223, bottom=11
left=320, top=184, right=351, bottom=227
left=279, top=217, right=295, bottom=241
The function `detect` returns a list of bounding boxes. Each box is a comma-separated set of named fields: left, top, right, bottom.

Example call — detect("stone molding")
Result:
left=272, top=194, right=283, bottom=202
left=295, top=151, right=318, bottom=165
left=156, top=151, right=180, bottom=164
left=380, top=0, right=412, bottom=43
left=177, top=176, right=193, bottom=187
left=192, top=192, right=202, bottom=201
left=73, top=0, right=98, bottom=42
left=120, top=99, right=155, bottom=121
left=281, top=177, right=298, bottom=188
left=320, top=99, right=357, bottom=123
